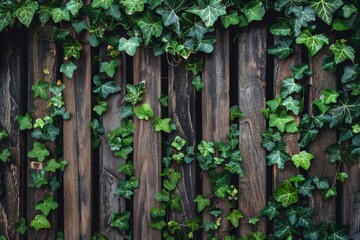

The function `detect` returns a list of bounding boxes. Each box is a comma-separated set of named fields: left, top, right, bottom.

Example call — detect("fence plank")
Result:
left=27, top=25, right=58, bottom=240
left=63, top=32, right=92, bottom=239
left=0, top=30, right=25, bottom=240
left=133, top=48, right=161, bottom=240
left=237, top=23, right=267, bottom=235
left=168, top=61, right=197, bottom=223
left=202, top=26, right=230, bottom=239
left=99, top=49, right=127, bottom=239
left=308, top=43, right=336, bottom=222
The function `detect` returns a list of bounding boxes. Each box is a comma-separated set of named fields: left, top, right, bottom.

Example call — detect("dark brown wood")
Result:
left=237, top=23, right=267, bottom=235
left=27, top=25, right=58, bottom=240
left=202, top=26, right=230, bottom=239
left=0, top=29, right=25, bottom=240
left=133, top=48, right=162, bottom=240
left=63, top=29, right=92, bottom=240
left=308, top=41, right=336, bottom=222
left=99, top=48, right=127, bottom=239
left=168, top=61, right=197, bottom=223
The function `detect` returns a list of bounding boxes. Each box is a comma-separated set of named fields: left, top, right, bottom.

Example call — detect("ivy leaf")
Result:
left=342, top=4, right=357, bottom=18
left=31, top=214, right=51, bottom=231
left=16, top=217, right=28, bottom=235
left=268, top=37, right=293, bottom=59
left=93, top=75, right=121, bottom=99
left=281, top=77, right=302, bottom=98
left=329, top=40, right=355, bottom=64
left=0, top=149, right=11, bottom=162
left=220, top=10, right=239, bottom=29
left=120, top=0, right=146, bottom=15
left=322, top=89, right=339, bottom=104
left=328, top=92, right=360, bottom=127
left=313, top=177, right=329, bottom=189
left=291, top=63, right=313, bottom=79
left=60, top=61, right=77, bottom=78
left=336, top=172, right=348, bottom=183
left=191, top=75, right=204, bottom=91
left=311, top=0, right=343, bottom=25
left=194, top=195, right=210, bottom=212
left=29, top=170, right=48, bottom=188
left=111, top=211, right=130, bottom=230
left=27, top=142, right=50, bottom=162
left=328, top=223, right=350, bottom=240
left=117, top=161, right=134, bottom=176
left=153, top=117, right=172, bottom=133
left=226, top=209, right=243, bottom=228
left=134, top=103, right=154, bottom=120
left=124, top=81, right=146, bottom=105
left=156, top=0, right=187, bottom=34
left=259, top=201, right=280, bottom=220
left=269, top=110, right=294, bottom=132
left=171, top=136, right=186, bottom=151
left=290, top=6, right=316, bottom=36
left=292, top=151, right=314, bottom=170
left=155, top=189, right=170, bottom=202
left=282, top=96, right=301, bottom=115
left=186, top=0, right=226, bottom=28
left=299, top=179, right=315, bottom=197
left=136, top=11, right=163, bottom=45
left=270, top=20, right=292, bottom=36
left=118, top=37, right=140, bottom=56
left=100, top=60, right=118, bottom=78
left=170, top=194, right=182, bottom=211
left=296, top=30, right=329, bottom=57
left=66, top=0, right=83, bottom=16
left=0, top=10, right=13, bottom=32
left=241, top=1, right=263, bottom=22
left=324, top=187, right=337, bottom=200
left=163, top=171, right=181, bottom=190
left=35, top=196, right=59, bottom=216
left=93, top=101, right=108, bottom=115
left=341, top=64, right=359, bottom=84
left=31, top=80, right=49, bottom=100
left=63, top=40, right=82, bottom=59
left=229, top=105, right=244, bottom=120
left=275, top=180, right=298, bottom=207
left=51, top=8, right=70, bottom=23
left=299, top=128, right=318, bottom=148
left=0, top=129, right=8, bottom=141
left=13, top=1, right=39, bottom=28
left=267, top=142, right=291, bottom=169
left=91, top=0, right=113, bottom=9
left=16, top=113, right=33, bottom=131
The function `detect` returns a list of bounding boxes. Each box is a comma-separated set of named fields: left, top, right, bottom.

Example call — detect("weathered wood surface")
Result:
left=133, top=48, right=162, bottom=240
left=0, top=30, right=24, bottom=240
left=202, top=26, right=230, bottom=239
left=168, top=61, right=197, bottom=223
left=27, top=25, right=58, bottom=240
left=308, top=39, right=336, bottom=222
left=237, top=23, right=267, bottom=235
left=63, top=30, right=92, bottom=239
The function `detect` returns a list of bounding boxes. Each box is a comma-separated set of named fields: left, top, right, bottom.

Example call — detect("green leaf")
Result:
left=45, top=159, right=61, bottom=173
left=299, top=128, right=318, bottom=148
left=60, top=61, right=77, bottom=78
left=324, top=187, right=337, bottom=200
left=13, top=1, right=39, bottom=28
left=328, top=223, right=350, bottom=240
left=241, top=1, right=263, bottom=22
left=111, top=211, right=130, bottom=230
left=269, top=110, right=294, bottom=132
left=27, top=142, right=50, bottom=162
left=118, top=37, right=140, bottom=56
left=313, top=177, right=329, bottom=189
left=191, top=75, right=204, bottom=92
left=31, top=80, right=49, bottom=100
left=259, top=201, right=280, bottom=220
left=0, top=148, right=11, bottom=162
left=291, top=63, right=313, bottom=79
left=282, top=96, right=301, bottom=115
left=268, top=37, right=293, bottom=59
left=93, top=75, right=121, bottom=98
left=156, top=0, right=187, bottom=34
left=153, top=117, right=172, bottom=133
left=124, top=81, right=146, bottom=105
left=290, top=6, right=316, bottom=36
left=342, top=4, right=357, bottom=18
left=194, top=195, right=210, bottom=212
left=136, top=11, right=163, bottom=45
left=227, top=209, right=243, bottom=228
left=0, top=129, right=8, bottom=141
left=35, top=196, right=59, bottom=216
left=322, top=89, right=339, bottom=104
left=170, top=194, right=182, bottom=211
left=266, top=142, right=291, bottom=169
left=229, top=105, right=244, bottom=120
left=155, top=189, right=170, bottom=202
left=63, top=40, right=82, bottom=59
left=16, top=113, right=33, bottom=131
left=117, top=161, right=134, bottom=176
left=100, top=60, right=118, bottom=78
left=328, top=92, right=360, bottom=127
left=135, top=103, right=154, bottom=120
left=29, top=170, right=48, bottom=188
left=336, top=172, right=348, bottom=183
left=186, top=0, right=226, bottom=28
left=311, top=0, right=343, bottom=25
left=275, top=180, right=298, bottom=207
left=91, top=0, right=113, bottom=9
left=296, top=30, right=329, bottom=56
left=220, top=10, right=239, bottom=29
left=0, top=10, right=13, bottom=32
left=51, top=8, right=70, bottom=23
left=322, top=56, right=337, bottom=73
left=66, top=0, right=83, bottom=16
left=16, top=217, right=28, bottom=235
left=93, top=101, right=108, bottom=115
left=31, top=214, right=51, bottom=231
left=329, top=40, right=355, bottom=64
left=292, top=151, right=314, bottom=170
left=341, top=64, right=359, bottom=84
left=163, top=171, right=181, bottom=190
left=270, top=20, right=292, bottom=36
left=171, top=136, right=186, bottom=151
left=281, top=77, right=302, bottom=98
left=150, top=220, right=166, bottom=230
left=120, top=0, right=146, bottom=15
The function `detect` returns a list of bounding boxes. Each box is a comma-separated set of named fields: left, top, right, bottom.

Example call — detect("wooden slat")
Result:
left=168, top=61, right=197, bottom=223
left=0, top=30, right=25, bottom=240
left=133, top=48, right=161, bottom=240
left=27, top=25, right=58, bottom=240
left=308, top=40, right=336, bottom=222
left=237, top=23, right=267, bottom=235
left=99, top=49, right=127, bottom=239
left=273, top=43, right=302, bottom=187
left=63, top=31, right=92, bottom=239
left=202, top=26, right=230, bottom=239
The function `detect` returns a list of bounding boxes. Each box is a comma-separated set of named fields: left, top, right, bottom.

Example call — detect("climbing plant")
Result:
left=0, top=0, right=360, bottom=239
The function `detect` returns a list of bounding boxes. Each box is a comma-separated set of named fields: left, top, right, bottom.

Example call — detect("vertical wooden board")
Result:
left=133, top=48, right=161, bottom=240
left=237, top=23, right=267, bottom=235
left=308, top=43, right=336, bottom=222
left=0, top=30, right=25, bottom=240
left=273, top=43, right=302, bottom=186
left=63, top=33, right=92, bottom=239
left=99, top=49, right=127, bottom=239
left=202, top=26, right=230, bottom=239
left=27, top=25, right=58, bottom=240
left=168, top=61, right=197, bottom=223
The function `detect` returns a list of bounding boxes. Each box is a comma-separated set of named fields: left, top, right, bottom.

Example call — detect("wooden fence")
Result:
left=0, top=21, right=360, bottom=240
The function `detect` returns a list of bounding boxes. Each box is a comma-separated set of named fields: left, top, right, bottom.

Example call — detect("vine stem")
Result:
left=332, top=161, right=343, bottom=188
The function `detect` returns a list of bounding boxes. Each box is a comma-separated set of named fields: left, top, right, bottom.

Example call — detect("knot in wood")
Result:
left=48, top=49, right=56, bottom=56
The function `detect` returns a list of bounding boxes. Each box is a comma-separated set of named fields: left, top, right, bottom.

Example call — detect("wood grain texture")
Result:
left=63, top=30, right=92, bottom=240
left=202, top=26, right=230, bottom=239
left=27, top=25, right=58, bottom=240
left=133, top=48, right=161, bottom=240
left=308, top=41, right=336, bottom=222
left=273, top=42, right=302, bottom=187
left=99, top=48, right=127, bottom=239
left=168, top=61, right=197, bottom=223
left=0, top=30, right=25, bottom=240
left=237, top=23, right=267, bottom=235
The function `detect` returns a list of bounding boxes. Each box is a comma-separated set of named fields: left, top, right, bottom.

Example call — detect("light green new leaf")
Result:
left=35, top=196, right=59, bottom=216
left=292, top=151, right=314, bottom=170
left=45, top=159, right=62, bottom=173
left=322, top=89, right=339, bottom=104
left=186, top=0, right=226, bottom=28
left=0, top=149, right=11, bottom=162
left=153, top=117, right=172, bottom=133
left=27, top=142, right=50, bottom=162
left=136, top=11, right=163, bottom=45
left=311, top=0, right=343, bottom=25
left=194, top=195, right=210, bottom=212
left=0, top=10, right=13, bottom=31
left=51, top=8, right=70, bottom=23
left=118, top=37, right=140, bottom=56
left=329, top=40, right=355, bottom=64
left=120, top=0, right=146, bottom=15
left=275, top=180, right=298, bottom=207
left=13, top=1, right=39, bottom=28
left=31, top=214, right=51, bottom=231
left=296, top=30, right=329, bottom=56
left=269, top=110, right=294, bottom=132
left=66, top=0, right=83, bottom=16
left=135, top=103, right=154, bottom=120
left=91, top=0, right=113, bottom=9
left=241, top=1, right=263, bottom=22
left=31, top=80, right=49, bottom=100
left=227, top=209, right=243, bottom=228
left=60, top=61, right=77, bottom=78
left=124, top=81, right=146, bottom=105
left=16, top=113, right=33, bottom=131
left=324, top=187, right=337, bottom=200
left=282, top=96, right=301, bottom=115
left=93, top=101, right=108, bottom=115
